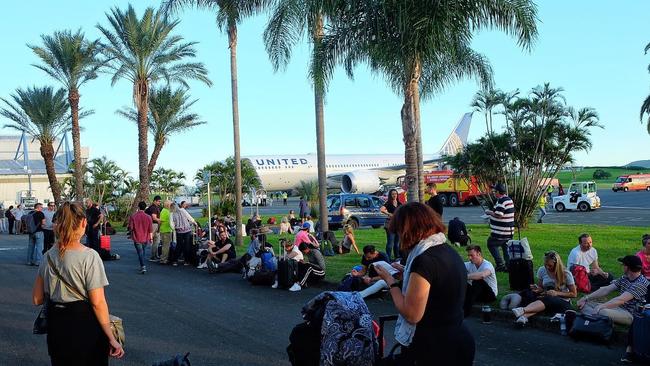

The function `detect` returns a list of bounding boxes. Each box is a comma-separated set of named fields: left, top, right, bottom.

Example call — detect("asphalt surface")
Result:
left=202, top=189, right=650, bottom=228
left=0, top=234, right=627, bottom=366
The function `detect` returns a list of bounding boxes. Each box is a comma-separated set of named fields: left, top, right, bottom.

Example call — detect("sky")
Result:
left=1, top=1, right=649, bottom=184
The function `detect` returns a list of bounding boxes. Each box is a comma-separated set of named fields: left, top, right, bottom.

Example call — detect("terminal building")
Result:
left=0, top=135, right=89, bottom=207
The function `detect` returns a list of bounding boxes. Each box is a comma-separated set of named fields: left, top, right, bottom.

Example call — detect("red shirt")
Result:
left=128, top=211, right=153, bottom=244
left=637, top=250, right=650, bottom=279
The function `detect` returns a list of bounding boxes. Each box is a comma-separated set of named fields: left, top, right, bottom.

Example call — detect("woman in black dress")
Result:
left=375, top=202, right=475, bottom=365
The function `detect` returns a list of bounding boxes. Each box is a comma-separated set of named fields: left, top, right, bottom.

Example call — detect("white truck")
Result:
left=552, top=181, right=601, bottom=212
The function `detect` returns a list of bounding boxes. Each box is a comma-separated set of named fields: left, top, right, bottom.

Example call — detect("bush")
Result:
left=592, top=169, right=611, bottom=180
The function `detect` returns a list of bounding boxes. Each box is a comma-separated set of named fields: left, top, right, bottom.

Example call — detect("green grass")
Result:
left=556, top=167, right=649, bottom=186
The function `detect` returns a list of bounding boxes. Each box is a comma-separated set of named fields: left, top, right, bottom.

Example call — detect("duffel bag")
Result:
left=568, top=313, right=613, bottom=344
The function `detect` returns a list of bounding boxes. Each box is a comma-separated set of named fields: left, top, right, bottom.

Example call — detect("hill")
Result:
left=626, top=160, right=650, bottom=168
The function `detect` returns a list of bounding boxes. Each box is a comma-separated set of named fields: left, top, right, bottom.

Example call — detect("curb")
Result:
left=470, top=305, right=629, bottom=346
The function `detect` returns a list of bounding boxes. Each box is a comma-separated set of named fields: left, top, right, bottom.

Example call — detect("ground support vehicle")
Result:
left=553, top=181, right=601, bottom=212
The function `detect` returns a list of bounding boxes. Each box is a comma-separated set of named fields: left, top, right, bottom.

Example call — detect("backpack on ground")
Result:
left=243, top=256, right=262, bottom=279
left=508, top=258, right=534, bottom=291
left=568, top=313, right=613, bottom=344
left=337, top=274, right=365, bottom=292
left=25, top=212, right=38, bottom=234
left=570, top=265, right=592, bottom=293
left=152, top=352, right=191, bottom=366
left=632, top=307, right=650, bottom=363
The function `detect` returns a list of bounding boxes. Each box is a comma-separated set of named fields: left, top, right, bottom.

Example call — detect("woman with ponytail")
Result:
left=31, top=202, right=124, bottom=365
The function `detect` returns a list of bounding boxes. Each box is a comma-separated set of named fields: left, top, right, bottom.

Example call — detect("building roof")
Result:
left=0, top=158, right=70, bottom=176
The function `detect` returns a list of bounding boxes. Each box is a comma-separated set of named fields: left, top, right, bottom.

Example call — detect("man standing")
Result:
left=128, top=201, right=153, bottom=274
left=85, top=198, right=103, bottom=253
left=42, top=202, right=57, bottom=253
left=463, top=245, right=498, bottom=317
left=145, top=196, right=162, bottom=262
left=485, top=183, right=515, bottom=272
left=578, top=255, right=649, bottom=326
left=282, top=192, right=288, bottom=206
left=568, top=233, right=614, bottom=292
left=426, top=182, right=444, bottom=217
left=299, top=197, right=309, bottom=219
left=159, top=200, right=174, bottom=264
left=26, top=203, right=45, bottom=266
left=13, top=204, right=24, bottom=234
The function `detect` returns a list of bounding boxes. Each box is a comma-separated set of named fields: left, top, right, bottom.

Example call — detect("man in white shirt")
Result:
left=464, top=245, right=498, bottom=317
left=567, top=233, right=614, bottom=291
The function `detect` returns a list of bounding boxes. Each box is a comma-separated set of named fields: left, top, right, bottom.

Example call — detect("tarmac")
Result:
left=0, top=233, right=628, bottom=366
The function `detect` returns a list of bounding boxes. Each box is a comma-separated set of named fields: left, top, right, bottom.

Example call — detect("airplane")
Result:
left=243, top=113, right=472, bottom=194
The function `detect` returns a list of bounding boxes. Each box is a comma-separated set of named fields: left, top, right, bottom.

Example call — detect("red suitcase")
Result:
left=100, top=235, right=111, bottom=251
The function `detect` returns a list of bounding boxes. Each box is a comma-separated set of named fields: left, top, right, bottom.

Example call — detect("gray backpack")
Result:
left=25, top=212, right=38, bottom=234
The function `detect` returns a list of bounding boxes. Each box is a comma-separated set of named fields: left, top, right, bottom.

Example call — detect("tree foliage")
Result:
left=195, top=157, right=261, bottom=204
left=448, top=83, right=602, bottom=227
left=592, top=169, right=611, bottom=180
left=151, top=167, right=186, bottom=199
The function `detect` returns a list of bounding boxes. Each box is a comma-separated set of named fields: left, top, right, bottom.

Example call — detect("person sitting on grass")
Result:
left=577, top=255, right=649, bottom=326
left=357, top=245, right=398, bottom=298
left=338, top=225, right=360, bottom=254
left=463, top=245, right=497, bottom=317
left=291, top=242, right=327, bottom=292
left=280, top=216, right=292, bottom=235
left=305, top=215, right=315, bottom=233
left=511, top=251, right=577, bottom=325
left=293, top=222, right=319, bottom=249
left=636, top=234, right=650, bottom=280
left=567, top=233, right=614, bottom=292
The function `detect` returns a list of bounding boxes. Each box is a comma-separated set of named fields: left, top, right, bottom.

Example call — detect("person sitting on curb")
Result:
left=511, top=251, right=577, bottom=325
left=199, top=230, right=235, bottom=270
left=464, top=245, right=498, bottom=317
left=577, top=255, right=649, bottom=326
left=292, top=242, right=327, bottom=292
left=294, top=222, right=319, bottom=249
left=357, top=245, right=398, bottom=299
left=636, top=234, right=650, bottom=280
left=272, top=239, right=304, bottom=291
left=567, top=233, right=614, bottom=292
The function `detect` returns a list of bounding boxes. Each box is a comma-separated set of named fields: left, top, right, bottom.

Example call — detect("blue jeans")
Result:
left=27, top=231, right=44, bottom=265
left=385, top=229, right=401, bottom=261
left=133, top=242, right=147, bottom=268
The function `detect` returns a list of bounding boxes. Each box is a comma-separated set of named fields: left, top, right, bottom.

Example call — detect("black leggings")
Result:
left=540, top=296, right=573, bottom=314
left=407, top=322, right=475, bottom=365
left=47, top=301, right=109, bottom=366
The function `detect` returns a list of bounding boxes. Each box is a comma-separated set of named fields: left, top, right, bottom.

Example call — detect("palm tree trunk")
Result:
left=413, top=79, right=425, bottom=203
left=40, top=141, right=62, bottom=204
left=126, top=80, right=150, bottom=224
left=229, top=24, right=243, bottom=247
left=313, top=16, right=328, bottom=232
left=147, top=139, right=165, bottom=176
left=68, top=88, right=84, bottom=200
left=401, top=65, right=421, bottom=203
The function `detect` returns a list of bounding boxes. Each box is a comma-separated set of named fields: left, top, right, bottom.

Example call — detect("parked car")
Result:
left=552, top=181, right=601, bottom=212
left=327, top=193, right=386, bottom=230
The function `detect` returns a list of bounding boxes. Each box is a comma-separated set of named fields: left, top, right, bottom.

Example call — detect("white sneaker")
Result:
left=141, top=266, right=147, bottom=274
left=289, top=283, right=302, bottom=292
left=196, top=262, right=207, bottom=269
left=515, top=315, right=528, bottom=325
left=271, top=280, right=278, bottom=289
left=512, top=307, right=525, bottom=318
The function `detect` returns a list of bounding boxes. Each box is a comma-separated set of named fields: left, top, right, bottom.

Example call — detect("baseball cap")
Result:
left=352, top=265, right=363, bottom=272
left=617, top=255, right=642, bottom=271
left=491, top=183, right=507, bottom=194
left=301, top=222, right=311, bottom=230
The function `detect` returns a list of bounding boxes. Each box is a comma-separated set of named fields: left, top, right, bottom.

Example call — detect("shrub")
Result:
left=592, top=169, right=611, bottom=180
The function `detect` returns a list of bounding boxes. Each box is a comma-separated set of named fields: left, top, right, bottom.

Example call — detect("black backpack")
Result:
left=287, top=295, right=330, bottom=366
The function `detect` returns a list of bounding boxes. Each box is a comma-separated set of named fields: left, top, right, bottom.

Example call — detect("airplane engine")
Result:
left=341, top=171, right=381, bottom=193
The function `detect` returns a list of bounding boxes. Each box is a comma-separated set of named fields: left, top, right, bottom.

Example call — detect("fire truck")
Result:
left=398, top=170, right=485, bottom=206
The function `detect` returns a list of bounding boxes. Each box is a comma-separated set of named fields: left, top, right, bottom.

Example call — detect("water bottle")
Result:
left=481, top=306, right=492, bottom=324
left=559, top=315, right=567, bottom=336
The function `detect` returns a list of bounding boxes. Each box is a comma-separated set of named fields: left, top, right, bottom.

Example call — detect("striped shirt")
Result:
left=614, top=274, right=649, bottom=317
left=489, top=195, right=515, bottom=240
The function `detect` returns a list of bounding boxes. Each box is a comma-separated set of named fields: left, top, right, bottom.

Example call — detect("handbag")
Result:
left=33, top=299, right=49, bottom=334
left=568, top=313, right=613, bottom=344
left=47, top=253, right=125, bottom=346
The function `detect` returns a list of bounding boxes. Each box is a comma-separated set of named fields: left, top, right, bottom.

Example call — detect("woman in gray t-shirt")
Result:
left=32, top=202, right=124, bottom=365
left=510, top=251, right=577, bottom=325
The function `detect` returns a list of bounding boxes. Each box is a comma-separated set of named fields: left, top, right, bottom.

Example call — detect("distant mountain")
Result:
left=625, top=160, right=650, bottom=168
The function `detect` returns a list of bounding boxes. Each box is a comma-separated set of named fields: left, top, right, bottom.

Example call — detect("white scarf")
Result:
left=395, top=232, right=447, bottom=346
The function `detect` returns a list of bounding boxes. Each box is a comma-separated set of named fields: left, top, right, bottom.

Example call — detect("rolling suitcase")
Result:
left=100, top=235, right=111, bottom=251
left=632, top=307, right=650, bottom=363
left=277, top=243, right=297, bottom=289
left=507, top=226, right=534, bottom=291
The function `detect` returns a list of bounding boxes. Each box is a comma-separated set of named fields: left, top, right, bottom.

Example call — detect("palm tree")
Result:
left=117, top=86, right=206, bottom=176
left=152, top=167, right=186, bottom=199
left=0, top=87, right=70, bottom=203
left=265, top=0, right=340, bottom=232
left=315, top=0, right=538, bottom=202
left=29, top=30, right=104, bottom=201
left=97, top=5, right=212, bottom=214
left=162, top=0, right=272, bottom=246
left=87, top=156, right=124, bottom=205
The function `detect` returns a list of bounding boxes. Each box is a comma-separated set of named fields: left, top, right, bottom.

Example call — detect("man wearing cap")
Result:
left=294, top=222, right=319, bottom=248
left=484, top=183, right=515, bottom=272
left=577, top=255, right=649, bottom=326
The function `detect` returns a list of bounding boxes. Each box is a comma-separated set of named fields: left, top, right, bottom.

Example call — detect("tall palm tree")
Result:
left=315, top=0, right=538, bottom=202
left=29, top=30, right=104, bottom=201
left=162, top=0, right=272, bottom=246
left=97, top=5, right=212, bottom=214
left=0, top=87, right=70, bottom=203
left=117, top=86, right=206, bottom=176
left=264, top=0, right=340, bottom=232
left=87, top=156, right=125, bottom=205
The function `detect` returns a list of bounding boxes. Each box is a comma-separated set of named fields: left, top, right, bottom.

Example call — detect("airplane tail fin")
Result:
left=438, top=112, right=472, bottom=156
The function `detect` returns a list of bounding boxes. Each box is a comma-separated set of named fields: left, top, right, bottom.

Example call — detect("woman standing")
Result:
left=31, top=202, right=124, bottom=365
left=13, top=204, right=24, bottom=234
left=375, top=202, right=474, bottom=365
left=380, top=189, right=401, bottom=260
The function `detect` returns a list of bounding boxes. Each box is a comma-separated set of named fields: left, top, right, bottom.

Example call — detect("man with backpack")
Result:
left=25, top=203, right=45, bottom=266
left=567, top=233, right=614, bottom=292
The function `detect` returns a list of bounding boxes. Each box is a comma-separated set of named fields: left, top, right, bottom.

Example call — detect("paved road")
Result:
left=0, top=234, right=625, bottom=365
left=191, top=189, right=650, bottom=228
